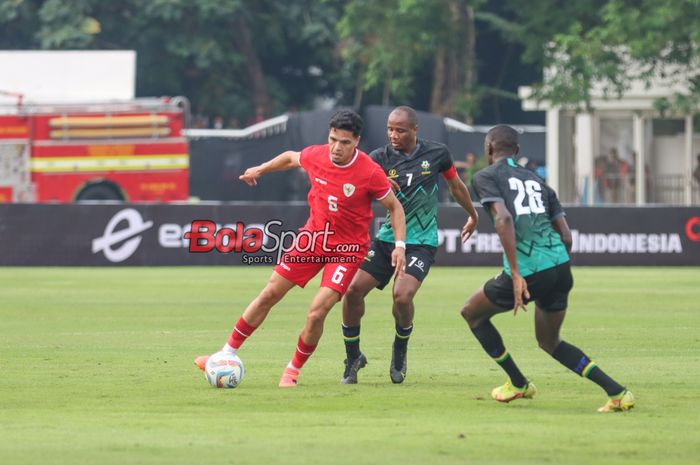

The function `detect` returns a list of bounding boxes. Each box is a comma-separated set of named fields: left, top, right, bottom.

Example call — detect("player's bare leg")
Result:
left=340, top=270, right=378, bottom=384
left=534, top=306, right=634, bottom=412
left=389, top=274, right=421, bottom=383
left=461, top=287, right=534, bottom=402
left=343, top=269, right=377, bottom=326
left=461, top=286, right=509, bottom=329
left=195, top=272, right=295, bottom=371
left=279, top=286, right=340, bottom=387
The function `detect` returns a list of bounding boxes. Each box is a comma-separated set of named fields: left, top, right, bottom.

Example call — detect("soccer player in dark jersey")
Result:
left=194, top=110, right=407, bottom=387
left=340, top=106, right=479, bottom=384
left=462, top=124, right=634, bottom=412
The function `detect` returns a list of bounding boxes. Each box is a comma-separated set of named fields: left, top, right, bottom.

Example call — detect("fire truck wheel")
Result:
left=75, top=182, right=124, bottom=202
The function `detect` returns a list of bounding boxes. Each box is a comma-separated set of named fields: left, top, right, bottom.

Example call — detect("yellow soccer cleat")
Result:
left=598, top=390, right=635, bottom=413
left=491, top=380, right=537, bottom=403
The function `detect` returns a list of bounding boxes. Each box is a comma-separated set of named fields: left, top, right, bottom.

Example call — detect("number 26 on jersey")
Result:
left=509, top=177, right=545, bottom=215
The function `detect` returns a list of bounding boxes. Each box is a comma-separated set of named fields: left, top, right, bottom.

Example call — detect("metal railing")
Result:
left=592, top=173, right=695, bottom=205
left=183, top=114, right=289, bottom=140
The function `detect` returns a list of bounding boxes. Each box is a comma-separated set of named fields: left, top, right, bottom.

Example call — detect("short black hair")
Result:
left=391, top=106, right=418, bottom=128
left=487, top=125, right=519, bottom=154
left=329, top=109, right=364, bottom=137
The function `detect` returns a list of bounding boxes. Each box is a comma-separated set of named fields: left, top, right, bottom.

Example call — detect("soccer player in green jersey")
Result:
left=462, top=125, right=634, bottom=412
left=341, top=106, right=479, bottom=384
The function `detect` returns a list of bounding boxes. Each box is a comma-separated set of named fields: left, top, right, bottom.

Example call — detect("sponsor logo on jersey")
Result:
left=388, top=168, right=398, bottom=178
left=420, top=160, right=431, bottom=174
left=314, top=177, right=327, bottom=185
left=408, top=257, right=425, bottom=272
left=343, top=183, right=355, bottom=197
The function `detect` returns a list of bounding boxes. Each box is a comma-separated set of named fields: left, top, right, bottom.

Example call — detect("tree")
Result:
left=430, top=0, right=483, bottom=122
left=0, top=0, right=344, bottom=124
left=504, top=0, right=700, bottom=112
left=337, top=0, right=484, bottom=120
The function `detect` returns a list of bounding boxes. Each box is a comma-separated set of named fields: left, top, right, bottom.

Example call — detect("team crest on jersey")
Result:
left=388, top=168, right=398, bottom=178
left=420, top=160, right=431, bottom=174
left=343, top=183, right=355, bottom=197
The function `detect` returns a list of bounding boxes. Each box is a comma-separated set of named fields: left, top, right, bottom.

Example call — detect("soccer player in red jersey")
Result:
left=195, top=110, right=407, bottom=387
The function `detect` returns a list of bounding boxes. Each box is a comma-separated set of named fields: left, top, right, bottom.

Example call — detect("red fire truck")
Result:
left=0, top=94, right=189, bottom=202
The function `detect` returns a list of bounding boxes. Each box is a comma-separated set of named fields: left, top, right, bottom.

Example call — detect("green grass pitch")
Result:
left=1, top=266, right=699, bottom=465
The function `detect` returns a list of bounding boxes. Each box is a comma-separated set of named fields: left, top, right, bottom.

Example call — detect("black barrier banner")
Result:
left=433, top=205, right=700, bottom=266
left=0, top=204, right=698, bottom=266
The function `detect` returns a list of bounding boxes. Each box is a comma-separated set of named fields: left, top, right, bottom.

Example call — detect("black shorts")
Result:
left=483, top=262, right=573, bottom=312
left=360, top=239, right=437, bottom=290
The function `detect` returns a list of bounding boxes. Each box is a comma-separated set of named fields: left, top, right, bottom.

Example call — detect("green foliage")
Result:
left=338, top=0, right=458, bottom=105
left=0, top=0, right=341, bottom=123
left=510, top=0, right=700, bottom=111
left=36, top=0, right=97, bottom=48
left=0, top=0, right=41, bottom=48
left=336, top=0, right=492, bottom=119
left=2, top=0, right=698, bottom=120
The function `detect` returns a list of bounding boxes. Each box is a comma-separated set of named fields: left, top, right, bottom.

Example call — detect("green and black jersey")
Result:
left=472, top=157, right=569, bottom=277
left=371, top=139, right=455, bottom=246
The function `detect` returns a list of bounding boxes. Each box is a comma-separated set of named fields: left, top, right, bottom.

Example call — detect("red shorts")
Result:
left=274, top=248, right=364, bottom=296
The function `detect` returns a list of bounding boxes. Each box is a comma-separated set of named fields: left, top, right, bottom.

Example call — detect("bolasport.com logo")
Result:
left=184, top=219, right=361, bottom=265
left=91, top=208, right=361, bottom=264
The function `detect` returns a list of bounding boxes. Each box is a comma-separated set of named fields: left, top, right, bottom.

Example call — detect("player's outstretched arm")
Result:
left=446, top=175, right=479, bottom=242
left=239, top=150, right=301, bottom=186
left=378, top=191, right=406, bottom=277
left=490, top=202, right=529, bottom=315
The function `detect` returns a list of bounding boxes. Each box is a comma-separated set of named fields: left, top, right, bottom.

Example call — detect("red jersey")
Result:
left=299, top=144, right=391, bottom=249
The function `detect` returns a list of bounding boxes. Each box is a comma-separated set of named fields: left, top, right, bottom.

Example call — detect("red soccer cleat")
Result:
left=194, top=355, right=210, bottom=371
left=278, top=367, right=299, bottom=387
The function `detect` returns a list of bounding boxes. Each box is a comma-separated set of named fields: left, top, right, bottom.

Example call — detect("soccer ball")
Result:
left=204, top=352, right=245, bottom=388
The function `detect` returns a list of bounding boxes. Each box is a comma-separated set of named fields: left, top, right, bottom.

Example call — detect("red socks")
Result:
left=290, top=336, right=317, bottom=370
left=227, top=318, right=257, bottom=350
left=228, top=320, right=317, bottom=374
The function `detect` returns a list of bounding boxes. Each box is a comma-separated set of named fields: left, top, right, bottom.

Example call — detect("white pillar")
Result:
left=575, top=113, right=595, bottom=205
left=633, top=113, right=646, bottom=205
left=685, top=114, right=694, bottom=205
left=546, top=109, right=560, bottom=193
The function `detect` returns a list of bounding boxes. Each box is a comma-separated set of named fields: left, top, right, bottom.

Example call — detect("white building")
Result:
left=519, top=67, right=699, bottom=205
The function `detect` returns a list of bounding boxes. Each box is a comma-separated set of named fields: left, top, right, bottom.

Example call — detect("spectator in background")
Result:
left=254, top=105, right=265, bottom=124
left=454, top=152, right=478, bottom=183
left=594, top=155, right=607, bottom=203
left=535, top=164, right=547, bottom=182
left=604, top=148, right=622, bottom=203
left=226, top=117, right=240, bottom=129
left=212, top=116, right=224, bottom=129
left=619, top=155, right=633, bottom=203
left=192, top=105, right=210, bottom=129
left=523, top=158, right=547, bottom=183
left=454, top=152, right=487, bottom=198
